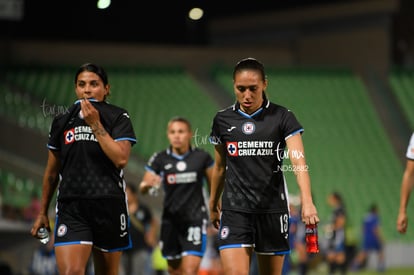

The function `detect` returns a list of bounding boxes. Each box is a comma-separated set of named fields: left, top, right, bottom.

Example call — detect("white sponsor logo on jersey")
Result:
left=164, top=163, right=173, bottom=170
left=227, top=141, right=275, bottom=157
left=227, top=126, right=236, bottom=132
left=166, top=172, right=197, bottom=184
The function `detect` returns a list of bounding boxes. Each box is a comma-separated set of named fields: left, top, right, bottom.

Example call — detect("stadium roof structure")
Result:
left=1, top=0, right=358, bottom=44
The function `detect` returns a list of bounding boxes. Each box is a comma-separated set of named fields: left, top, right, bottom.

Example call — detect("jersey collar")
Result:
left=233, top=99, right=270, bottom=118
left=166, top=146, right=194, bottom=160
left=74, top=98, right=100, bottom=104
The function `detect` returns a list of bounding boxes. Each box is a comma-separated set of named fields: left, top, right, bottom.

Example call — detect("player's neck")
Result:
left=172, top=146, right=190, bottom=156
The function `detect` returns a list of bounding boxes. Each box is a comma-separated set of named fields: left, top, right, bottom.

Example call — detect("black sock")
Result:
left=299, top=262, right=308, bottom=275
left=339, top=262, right=347, bottom=275
left=329, top=262, right=337, bottom=275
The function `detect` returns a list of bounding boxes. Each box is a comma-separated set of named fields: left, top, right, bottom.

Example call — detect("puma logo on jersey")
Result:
left=120, top=232, right=128, bottom=237
left=227, top=126, right=236, bottom=132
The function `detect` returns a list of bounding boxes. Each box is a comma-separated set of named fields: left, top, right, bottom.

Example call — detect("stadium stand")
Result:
left=0, top=82, right=52, bottom=133
left=389, top=68, right=414, bottom=129
left=0, top=168, right=41, bottom=218
left=3, top=65, right=219, bottom=160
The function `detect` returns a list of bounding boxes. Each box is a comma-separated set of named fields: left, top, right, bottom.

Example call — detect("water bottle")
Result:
left=37, top=227, right=50, bottom=244
left=148, top=185, right=160, bottom=197
left=305, top=224, right=319, bottom=253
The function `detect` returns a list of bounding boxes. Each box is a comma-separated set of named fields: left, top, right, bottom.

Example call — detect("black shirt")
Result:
left=209, top=100, right=303, bottom=213
left=48, top=99, right=136, bottom=200
left=145, top=147, right=213, bottom=221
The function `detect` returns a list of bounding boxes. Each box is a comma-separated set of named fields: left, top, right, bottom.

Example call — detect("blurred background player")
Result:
left=352, top=203, right=385, bottom=272
left=140, top=116, right=214, bottom=275
left=325, top=191, right=347, bottom=275
left=121, top=183, right=159, bottom=275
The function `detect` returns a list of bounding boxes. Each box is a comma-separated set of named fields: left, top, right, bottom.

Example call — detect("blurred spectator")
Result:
left=352, top=204, right=385, bottom=272
left=292, top=199, right=311, bottom=275
left=282, top=197, right=302, bottom=275
left=0, top=261, right=12, bottom=275
left=23, top=192, right=41, bottom=223
left=151, top=245, right=168, bottom=275
left=199, top=224, right=223, bottom=275
left=325, top=191, right=347, bottom=275
left=121, top=183, right=159, bottom=275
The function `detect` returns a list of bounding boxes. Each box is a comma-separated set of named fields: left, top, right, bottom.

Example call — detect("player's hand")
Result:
left=301, top=202, right=319, bottom=225
left=209, top=203, right=221, bottom=229
left=80, top=98, right=100, bottom=128
left=397, top=212, right=408, bottom=234
left=140, top=174, right=162, bottom=195
left=30, top=214, right=50, bottom=239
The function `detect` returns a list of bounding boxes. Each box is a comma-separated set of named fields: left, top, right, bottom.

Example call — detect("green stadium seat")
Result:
left=389, top=68, right=414, bottom=128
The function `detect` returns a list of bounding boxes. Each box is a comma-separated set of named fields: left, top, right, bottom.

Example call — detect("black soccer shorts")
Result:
left=54, top=198, right=131, bottom=252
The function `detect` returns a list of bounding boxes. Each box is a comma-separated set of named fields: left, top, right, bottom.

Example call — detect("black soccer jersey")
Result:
left=209, top=100, right=303, bottom=213
left=48, top=99, right=136, bottom=200
left=145, top=147, right=214, bottom=221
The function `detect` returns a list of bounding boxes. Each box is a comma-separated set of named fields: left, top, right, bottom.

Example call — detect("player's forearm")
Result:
left=209, top=165, right=225, bottom=208
left=39, top=152, right=60, bottom=216
left=39, top=172, right=59, bottom=216
left=400, top=161, right=414, bottom=213
left=140, top=172, right=161, bottom=194
left=290, top=156, right=313, bottom=206
left=399, top=174, right=413, bottom=214
left=91, top=123, right=131, bottom=168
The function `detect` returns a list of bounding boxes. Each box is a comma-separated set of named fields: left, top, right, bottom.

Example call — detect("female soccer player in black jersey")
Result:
left=208, top=58, right=319, bottom=275
left=30, top=63, right=136, bottom=275
left=140, top=117, right=214, bottom=275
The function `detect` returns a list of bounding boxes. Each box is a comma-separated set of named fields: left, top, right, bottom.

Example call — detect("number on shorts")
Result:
left=280, top=214, right=289, bottom=233
left=187, top=226, right=201, bottom=244
left=120, top=213, right=127, bottom=231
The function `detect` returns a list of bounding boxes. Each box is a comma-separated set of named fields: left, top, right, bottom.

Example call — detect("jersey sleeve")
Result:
left=112, top=110, right=137, bottom=146
left=47, top=116, right=62, bottom=151
left=203, top=151, right=215, bottom=169
left=281, top=109, right=304, bottom=140
left=406, top=133, right=414, bottom=160
left=145, top=152, right=162, bottom=175
left=209, top=113, right=223, bottom=145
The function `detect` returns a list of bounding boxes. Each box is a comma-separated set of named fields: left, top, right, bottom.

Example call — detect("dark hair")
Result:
left=331, top=191, right=344, bottom=204
left=75, top=63, right=109, bottom=86
left=369, top=203, right=378, bottom=213
left=233, top=57, right=266, bottom=81
left=168, top=116, right=192, bottom=131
